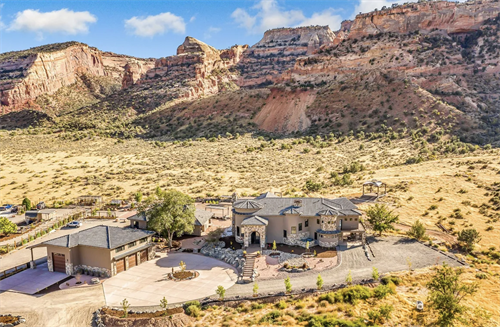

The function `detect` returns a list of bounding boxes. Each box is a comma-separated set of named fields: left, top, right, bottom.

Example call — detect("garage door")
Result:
left=52, top=253, right=66, bottom=273
left=128, top=255, right=137, bottom=268
left=140, top=250, right=148, bottom=264
left=116, top=259, right=125, bottom=274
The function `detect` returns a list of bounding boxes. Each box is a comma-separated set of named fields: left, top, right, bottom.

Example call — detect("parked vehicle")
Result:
left=36, top=202, right=46, bottom=210
left=67, top=221, right=82, bottom=228
left=10, top=206, right=19, bottom=213
left=2, top=204, right=13, bottom=209
left=416, top=301, right=424, bottom=311
left=0, top=206, right=8, bottom=213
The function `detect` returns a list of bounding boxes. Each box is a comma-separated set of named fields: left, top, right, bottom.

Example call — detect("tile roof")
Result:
left=194, top=209, right=213, bottom=226
left=241, top=216, right=269, bottom=226
left=40, top=225, right=154, bottom=250
left=234, top=197, right=360, bottom=217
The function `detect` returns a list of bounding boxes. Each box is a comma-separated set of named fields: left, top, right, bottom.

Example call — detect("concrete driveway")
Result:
left=103, top=253, right=238, bottom=306
left=0, top=263, right=67, bottom=295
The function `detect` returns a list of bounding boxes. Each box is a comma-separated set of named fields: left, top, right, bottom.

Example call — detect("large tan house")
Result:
left=232, top=193, right=364, bottom=248
left=31, top=225, right=155, bottom=276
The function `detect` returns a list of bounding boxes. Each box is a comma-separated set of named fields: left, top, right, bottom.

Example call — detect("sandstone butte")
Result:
left=0, top=0, right=499, bottom=114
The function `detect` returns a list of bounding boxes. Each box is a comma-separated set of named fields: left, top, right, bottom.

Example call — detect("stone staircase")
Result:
left=242, top=253, right=257, bottom=280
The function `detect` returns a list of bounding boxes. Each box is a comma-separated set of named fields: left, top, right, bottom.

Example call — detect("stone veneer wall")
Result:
left=283, top=231, right=314, bottom=247
left=320, top=215, right=338, bottom=231
left=65, top=262, right=73, bottom=275
left=318, top=237, right=339, bottom=248
left=74, top=264, right=111, bottom=277
left=47, top=257, right=53, bottom=272
left=242, top=225, right=266, bottom=248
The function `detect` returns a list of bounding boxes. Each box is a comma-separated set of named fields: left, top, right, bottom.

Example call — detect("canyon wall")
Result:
left=349, top=0, right=500, bottom=39
left=236, top=26, right=336, bottom=87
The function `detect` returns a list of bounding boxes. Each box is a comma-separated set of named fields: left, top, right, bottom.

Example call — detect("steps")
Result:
left=242, top=253, right=257, bottom=280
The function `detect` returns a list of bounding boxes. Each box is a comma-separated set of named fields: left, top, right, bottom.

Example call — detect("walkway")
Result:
left=226, top=236, right=463, bottom=297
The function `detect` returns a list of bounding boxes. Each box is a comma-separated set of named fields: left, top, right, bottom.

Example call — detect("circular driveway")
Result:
left=103, top=253, right=238, bottom=306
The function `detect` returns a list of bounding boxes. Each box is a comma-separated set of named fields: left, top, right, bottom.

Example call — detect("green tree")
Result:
left=216, top=285, right=226, bottom=300
left=457, top=229, right=481, bottom=253
left=317, top=274, right=324, bottom=290
left=147, top=189, right=195, bottom=248
left=284, top=277, right=292, bottom=293
left=366, top=204, right=399, bottom=236
left=346, top=270, right=353, bottom=285
left=22, top=198, right=32, bottom=211
left=407, top=220, right=427, bottom=240
left=160, top=297, right=168, bottom=315
left=372, top=267, right=379, bottom=281
left=0, top=217, right=17, bottom=236
left=427, top=263, right=479, bottom=327
left=134, top=191, right=143, bottom=203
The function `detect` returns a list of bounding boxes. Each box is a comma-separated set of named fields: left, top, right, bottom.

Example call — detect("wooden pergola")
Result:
left=362, top=180, right=387, bottom=198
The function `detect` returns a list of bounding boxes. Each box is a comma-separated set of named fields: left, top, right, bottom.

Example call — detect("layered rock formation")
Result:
left=349, top=0, right=500, bottom=39
left=236, top=26, right=336, bottom=87
left=136, top=37, right=247, bottom=100
left=0, top=43, right=155, bottom=114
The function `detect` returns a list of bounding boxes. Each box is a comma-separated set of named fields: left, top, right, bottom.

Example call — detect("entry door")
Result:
left=314, top=232, right=318, bottom=240
left=283, top=230, right=287, bottom=238
left=52, top=253, right=66, bottom=273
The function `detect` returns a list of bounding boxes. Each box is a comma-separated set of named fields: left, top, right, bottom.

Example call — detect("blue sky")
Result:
left=0, top=0, right=396, bottom=58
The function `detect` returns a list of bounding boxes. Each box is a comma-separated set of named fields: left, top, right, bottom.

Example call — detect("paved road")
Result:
left=226, top=236, right=463, bottom=297
left=0, top=219, right=128, bottom=271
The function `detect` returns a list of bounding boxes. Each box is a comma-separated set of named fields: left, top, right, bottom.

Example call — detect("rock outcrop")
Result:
left=0, top=43, right=155, bottom=114
left=236, top=26, right=336, bottom=87
left=348, top=0, right=500, bottom=39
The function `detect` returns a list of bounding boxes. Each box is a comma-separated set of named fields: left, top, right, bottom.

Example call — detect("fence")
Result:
left=0, top=209, right=87, bottom=254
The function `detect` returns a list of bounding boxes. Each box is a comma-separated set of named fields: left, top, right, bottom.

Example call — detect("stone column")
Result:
left=47, top=257, right=53, bottom=272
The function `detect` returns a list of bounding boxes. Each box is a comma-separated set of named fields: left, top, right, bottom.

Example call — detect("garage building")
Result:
left=30, top=225, right=155, bottom=277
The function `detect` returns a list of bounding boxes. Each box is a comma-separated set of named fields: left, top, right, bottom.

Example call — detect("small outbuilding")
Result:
left=192, top=209, right=214, bottom=236
left=362, top=180, right=387, bottom=198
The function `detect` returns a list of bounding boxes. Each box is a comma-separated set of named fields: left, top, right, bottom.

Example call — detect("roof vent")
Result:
left=294, top=199, right=302, bottom=207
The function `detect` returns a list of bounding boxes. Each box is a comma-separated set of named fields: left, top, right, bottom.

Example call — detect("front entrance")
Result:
left=52, top=253, right=65, bottom=273
left=250, top=231, right=260, bottom=245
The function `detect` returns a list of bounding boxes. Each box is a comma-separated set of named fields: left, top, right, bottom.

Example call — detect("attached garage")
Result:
left=128, top=255, right=137, bottom=268
left=52, top=253, right=66, bottom=273
left=115, top=258, right=125, bottom=274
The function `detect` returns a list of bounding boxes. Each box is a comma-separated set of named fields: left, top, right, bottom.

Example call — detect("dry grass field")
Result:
left=1, top=132, right=498, bottom=248
left=193, top=266, right=500, bottom=327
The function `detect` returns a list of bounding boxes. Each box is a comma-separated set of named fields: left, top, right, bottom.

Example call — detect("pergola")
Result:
left=362, top=180, right=387, bottom=198
left=76, top=195, right=103, bottom=206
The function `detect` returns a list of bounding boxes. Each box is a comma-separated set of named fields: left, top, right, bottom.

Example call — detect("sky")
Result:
left=0, top=0, right=401, bottom=58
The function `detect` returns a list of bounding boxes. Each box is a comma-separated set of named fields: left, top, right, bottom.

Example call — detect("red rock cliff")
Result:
left=349, top=0, right=500, bottom=39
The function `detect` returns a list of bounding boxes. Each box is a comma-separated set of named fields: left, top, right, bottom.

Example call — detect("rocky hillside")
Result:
left=0, top=0, right=499, bottom=144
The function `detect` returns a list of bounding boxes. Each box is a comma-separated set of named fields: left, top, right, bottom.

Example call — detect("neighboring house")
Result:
left=128, top=209, right=214, bottom=236
left=29, top=225, right=155, bottom=276
left=232, top=192, right=364, bottom=248
left=24, top=210, right=39, bottom=224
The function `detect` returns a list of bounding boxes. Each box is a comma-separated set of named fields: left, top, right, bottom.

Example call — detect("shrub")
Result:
left=183, top=300, right=201, bottom=310
left=251, top=302, right=265, bottom=310
left=259, top=310, right=282, bottom=324
left=185, top=305, right=200, bottom=317
left=407, top=220, right=427, bottom=240
left=284, top=277, right=292, bottom=293
left=275, top=300, right=287, bottom=309
left=340, top=285, right=372, bottom=304
left=373, top=284, right=395, bottom=299
left=381, top=275, right=401, bottom=286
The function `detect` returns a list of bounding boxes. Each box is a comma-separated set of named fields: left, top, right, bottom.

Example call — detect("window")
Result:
left=317, top=219, right=320, bottom=224
left=115, top=246, right=125, bottom=253
left=139, top=238, right=146, bottom=244
left=350, top=218, right=353, bottom=221
left=283, top=230, right=287, bottom=238
left=354, top=218, right=358, bottom=221
left=291, top=226, right=297, bottom=234
left=236, top=226, right=240, bottom=236
left=128, top=241, right=136, bottom=248
left=305, top=219, right=309, bottom=227
left=299, top=223, right=303, bottom=231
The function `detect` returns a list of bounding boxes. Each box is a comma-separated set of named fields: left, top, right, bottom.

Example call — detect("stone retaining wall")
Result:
left=200, top=242, right=245, bottom=271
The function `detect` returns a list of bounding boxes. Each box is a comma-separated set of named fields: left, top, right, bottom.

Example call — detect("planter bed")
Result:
left=316, top=250, right=337, bottom=258
left=100, top=307, right=183, bottom=319
left=169, top=270, right=199, bottom=281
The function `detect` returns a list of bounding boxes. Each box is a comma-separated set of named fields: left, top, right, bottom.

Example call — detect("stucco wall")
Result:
left=340, top=215, right=360, bottom=230
left=77, top=246, right=112, bottom=270
left=129, top=220, right=148, bottom=229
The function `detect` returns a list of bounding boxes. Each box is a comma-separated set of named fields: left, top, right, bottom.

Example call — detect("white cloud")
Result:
left=8, top=8, right=96, bottom=36
left=204, top=26, right=221, bottom=39
left=231, top=0, right=342, bottom=34
left=189, top=16, right=196, bottom=23
left=125, top=12, right=185, bottom=37
left=353, top=0, right=394, bottom=16
left=0, top=4, right=4, bottom=30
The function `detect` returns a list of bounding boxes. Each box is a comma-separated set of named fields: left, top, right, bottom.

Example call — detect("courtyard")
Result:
left=102, top=252, right=238, bottom=306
